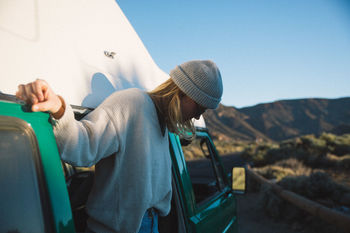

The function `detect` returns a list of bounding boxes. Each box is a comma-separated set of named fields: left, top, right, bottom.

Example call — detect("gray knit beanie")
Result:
left=170, top=60, right=223, bottom=109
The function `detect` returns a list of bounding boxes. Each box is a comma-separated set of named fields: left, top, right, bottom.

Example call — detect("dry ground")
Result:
left=221, top=153, right=349, bottom=233
left=220, top=153, right=304, bottom=233
left=236, top=191, right=311, bottom=233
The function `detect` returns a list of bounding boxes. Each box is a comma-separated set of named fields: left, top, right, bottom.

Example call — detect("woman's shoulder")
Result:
left=111, top=88, right=149, bottom=103
left=101, top=88, right=153, bottom=111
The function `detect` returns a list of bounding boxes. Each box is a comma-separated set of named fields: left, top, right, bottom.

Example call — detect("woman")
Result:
left=16, top=60, right=223, bottom=233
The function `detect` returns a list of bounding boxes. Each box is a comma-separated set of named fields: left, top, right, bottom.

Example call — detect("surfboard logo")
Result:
left=104, top=51, right=116, bottom=59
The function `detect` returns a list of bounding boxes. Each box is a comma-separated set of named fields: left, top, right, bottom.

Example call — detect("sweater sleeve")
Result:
left=53, top=104, right=119, bottom=167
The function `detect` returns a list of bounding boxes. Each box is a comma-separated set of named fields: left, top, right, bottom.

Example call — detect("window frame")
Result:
left=182, top=131, right=227, bottom=207
left=0, top=115, right=54, bottom=233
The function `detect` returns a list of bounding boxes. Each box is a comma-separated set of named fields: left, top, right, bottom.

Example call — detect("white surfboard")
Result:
left=0, top=0, right=206, bottom=127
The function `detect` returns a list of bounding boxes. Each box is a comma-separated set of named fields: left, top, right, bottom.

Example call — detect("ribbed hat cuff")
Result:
left=171, top=66, right=221, bottom=109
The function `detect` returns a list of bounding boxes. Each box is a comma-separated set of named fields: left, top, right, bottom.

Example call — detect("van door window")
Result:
left=181, top=135, right=225, bottom=205
left=0, top=116, right=51, bottom=233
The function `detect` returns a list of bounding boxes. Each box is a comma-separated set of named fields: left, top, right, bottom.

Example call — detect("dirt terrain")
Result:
left=236, top=191, right=305, bottom=233
left=219, top=153, right=301, bottom=232
left=221, top=153, right=348, bottom=233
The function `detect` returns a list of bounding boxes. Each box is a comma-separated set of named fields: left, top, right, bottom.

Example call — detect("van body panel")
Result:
left=0, top=100, right=75, bottom=233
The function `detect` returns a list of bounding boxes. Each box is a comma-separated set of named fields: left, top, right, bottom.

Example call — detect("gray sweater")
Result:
left=53, top=88, right=172, bottom=233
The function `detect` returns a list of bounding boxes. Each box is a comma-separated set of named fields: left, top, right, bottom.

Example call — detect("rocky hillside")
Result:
left=203, top=97, right=350, bottom=142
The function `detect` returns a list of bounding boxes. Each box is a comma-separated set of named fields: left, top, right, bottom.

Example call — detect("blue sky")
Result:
left=117, top=0, right=350, bottom=108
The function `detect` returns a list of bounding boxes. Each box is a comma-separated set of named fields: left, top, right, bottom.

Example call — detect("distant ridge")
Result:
left=204, top=97, right=350, bottom=142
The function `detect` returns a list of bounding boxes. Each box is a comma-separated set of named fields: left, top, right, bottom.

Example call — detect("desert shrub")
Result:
left=325, top=153, right=350, bottom=169
left=259, top=184, right=306, bottom=223
left=266, top=146, right=305, bottom=164
left=240, top=142, right=278, bottom=166
left=298, top=134, right=328, bottom=156
left=275, top=157, right=309, bottom=171
left=333, top=134, right=350, bottom=154
left=240, top=143, right=258, bottom=161
left=246, top=133, right=350, bottom=169
left=242, top=135, right=333, bottom=168
left=254, top=158, right=312, bottom=182
left=259, top=184, right=284, bottom=218
left=320, top=133, right=350, bottom=156
left=259, top=172, right=349, bottom=233
left=278, top=171, right=350, bottom=202
left=338, top=154, right=350, bottom=169
left=255, top=166, right=295, bottom=181
left=213, top=139, right=246, bottom=155
left=182, top=140, right=204, bottom=160
left=253, top=133, right=350, bottom=233
left=320, top=132, right=337, bottom=142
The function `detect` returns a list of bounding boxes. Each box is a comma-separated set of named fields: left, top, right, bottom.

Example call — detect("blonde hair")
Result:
left=148, top=78, right=195, bottom=138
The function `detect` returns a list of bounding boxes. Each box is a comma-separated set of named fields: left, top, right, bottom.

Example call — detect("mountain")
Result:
left=203, top=97, right=350, bottom=142
left=203, top=104, right=270, bottom=141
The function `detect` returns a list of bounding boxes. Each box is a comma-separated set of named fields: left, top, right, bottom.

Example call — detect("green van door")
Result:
left=0, top=98, right=75, bottom=233
left=169, top=131, right=238, bottom=233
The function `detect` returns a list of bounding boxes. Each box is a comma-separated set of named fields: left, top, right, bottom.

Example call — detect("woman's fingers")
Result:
left=16, top=79, right=63, bottom=114
left=16, top=79, right=47, bottom=103
left=16, top=84, right=33, bottom=103
left=23, top=83, right=38, bottom=104
left=16, top=84, right=25, bottom=100
left=32, top=101, right=51, bottom=112
left=31, top=81, right=44, bottom=102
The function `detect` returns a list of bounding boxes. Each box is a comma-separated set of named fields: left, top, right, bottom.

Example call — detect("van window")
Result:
left=0, top=116, right=49, bottom=233
left=182, top=135, right=225, bottom=204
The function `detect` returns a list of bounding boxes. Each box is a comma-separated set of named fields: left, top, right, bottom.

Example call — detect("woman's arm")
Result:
left=16, top=79, right=119, bottom=167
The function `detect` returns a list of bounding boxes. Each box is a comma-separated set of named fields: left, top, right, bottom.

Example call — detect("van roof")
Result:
left=0, top=0, right=167, bottom=108
left=0, top=0, right=206, bottom=127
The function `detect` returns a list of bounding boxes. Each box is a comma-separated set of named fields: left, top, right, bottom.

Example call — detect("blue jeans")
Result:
left=138, top=208, right=159, bottom=233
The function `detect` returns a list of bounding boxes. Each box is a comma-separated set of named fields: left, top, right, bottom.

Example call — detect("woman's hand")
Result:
left=16, top=79, right=64, bottom=117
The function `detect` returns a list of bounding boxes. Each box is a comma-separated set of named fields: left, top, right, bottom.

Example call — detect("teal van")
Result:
left=0, top=93, right=245, bottom=233
left=0, top=1, right=245, bottom=232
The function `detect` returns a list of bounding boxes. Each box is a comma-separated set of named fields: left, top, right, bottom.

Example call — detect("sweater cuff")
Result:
left=50, top=101, right=74, bottom=128
left=51, top=95, right=66, bottom=119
